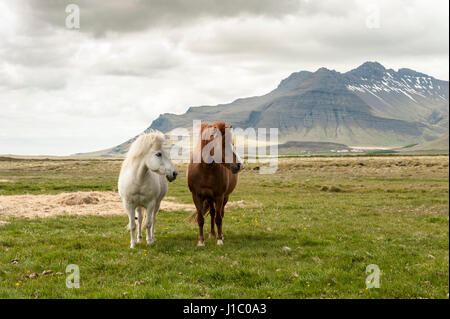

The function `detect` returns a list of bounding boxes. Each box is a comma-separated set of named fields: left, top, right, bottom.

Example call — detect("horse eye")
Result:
left=156, top=152, right=162, bottom=157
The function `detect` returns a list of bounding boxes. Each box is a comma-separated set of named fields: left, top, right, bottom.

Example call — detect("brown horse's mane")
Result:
left=199, top=121, right=227, bottom=141
left=197, top=121, right=230, bottom=166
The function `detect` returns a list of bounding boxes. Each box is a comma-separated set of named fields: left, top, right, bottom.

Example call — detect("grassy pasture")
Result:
left=0, top=156, right=448, bottom=298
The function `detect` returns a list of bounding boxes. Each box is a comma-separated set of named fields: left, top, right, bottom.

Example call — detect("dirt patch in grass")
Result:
left=0, top=192, right=196, bottom=219
left=0, top=192, right=258, bottom=219
left=320, top=185, right=342, bottom=192
left=59, top=193, right=101, bottom=205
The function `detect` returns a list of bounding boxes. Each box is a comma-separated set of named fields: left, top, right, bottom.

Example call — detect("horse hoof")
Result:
left=197, top=241, right=205, bottom=247
left=147, top=238, right=156, bottom=245
left=130, top=243, right=136, bottom=249
left=217, top=239, right=223, bottom=246
left=137, top=237, right=143, bottom=243
left=208, top=233, right=216, bottom=239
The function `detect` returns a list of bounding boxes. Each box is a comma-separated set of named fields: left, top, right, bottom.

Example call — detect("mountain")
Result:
left=345, top=62, right=448, bottom=133
left=78, top=62, right=449, bottom=157
left=150, top=62, right=448, bottom=145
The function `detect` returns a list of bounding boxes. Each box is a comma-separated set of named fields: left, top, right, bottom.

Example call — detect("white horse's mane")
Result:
left=123, top=131, right=165, bottom=167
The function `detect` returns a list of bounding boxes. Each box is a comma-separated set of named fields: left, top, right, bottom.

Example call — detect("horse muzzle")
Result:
left=166, top=170, right=178, bottom=182
left=230, top=162, right=242, bottom=174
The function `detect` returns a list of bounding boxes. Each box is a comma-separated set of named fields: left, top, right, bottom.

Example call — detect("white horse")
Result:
left=118, top=132, right=178, bottom=248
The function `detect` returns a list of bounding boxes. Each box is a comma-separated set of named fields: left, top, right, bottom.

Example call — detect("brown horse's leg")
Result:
left=209, top=200, right=216, bottom=239
left=197, top=212, right=205, bottom=246
left=215, top=196, right=224, bottom=245
left=192, top=193, right=205, bottom=246
left=223, top=196, right=228, bottom=216
left=221, top=196, right=229, bottom=240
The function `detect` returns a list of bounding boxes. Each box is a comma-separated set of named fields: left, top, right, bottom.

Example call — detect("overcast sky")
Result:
left=0, top=0, right=448, bottom=155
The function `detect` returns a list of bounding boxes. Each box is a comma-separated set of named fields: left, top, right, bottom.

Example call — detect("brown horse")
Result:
left=187, top=121, right=243, bottom=246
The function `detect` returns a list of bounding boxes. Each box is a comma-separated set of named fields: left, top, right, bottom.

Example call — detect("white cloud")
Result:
left=0, top=0, right=448, bottom=155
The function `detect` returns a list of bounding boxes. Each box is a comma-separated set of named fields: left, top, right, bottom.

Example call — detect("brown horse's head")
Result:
left=200, top=121, right=243, bottom=174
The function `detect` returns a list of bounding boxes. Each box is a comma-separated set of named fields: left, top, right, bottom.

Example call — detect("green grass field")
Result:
left=0, top=156, right=448, bottom=298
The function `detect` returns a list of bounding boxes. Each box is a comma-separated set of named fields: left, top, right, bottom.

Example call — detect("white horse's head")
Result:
left=126, top=132, right=178, bottom=182
left=146, top=146, right=178, bottom=182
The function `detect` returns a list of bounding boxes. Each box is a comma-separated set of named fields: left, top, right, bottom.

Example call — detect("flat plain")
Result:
left=0, top=155, right=448, bottom=298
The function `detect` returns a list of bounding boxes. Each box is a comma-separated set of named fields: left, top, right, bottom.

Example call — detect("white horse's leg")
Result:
left=150, top=202, right=161, bottom=243
left=145, top=200, right=156, bottom=244
left=136, top=207, right=143, bottom=243
left=124, top=201, right=137, bottom=249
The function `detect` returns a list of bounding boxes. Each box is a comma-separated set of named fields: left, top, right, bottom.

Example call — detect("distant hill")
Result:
left=399, top=133, right=449, bottom=152
left=75, top=140, right=354, bottom=158
left=278, top=141, right=352, bottom=154
left=76, top=62, right=449, bottom=157
left=74, top=137, right=137, bottom=157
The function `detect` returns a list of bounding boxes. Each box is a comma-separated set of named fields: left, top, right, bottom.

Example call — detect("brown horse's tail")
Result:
left=187, top=199, right=212, bottom=225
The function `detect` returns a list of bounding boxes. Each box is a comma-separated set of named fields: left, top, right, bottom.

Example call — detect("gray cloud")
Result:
left=27, top=0, right=304, bottom=36
left=0, top=0, right=448, bottom=155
